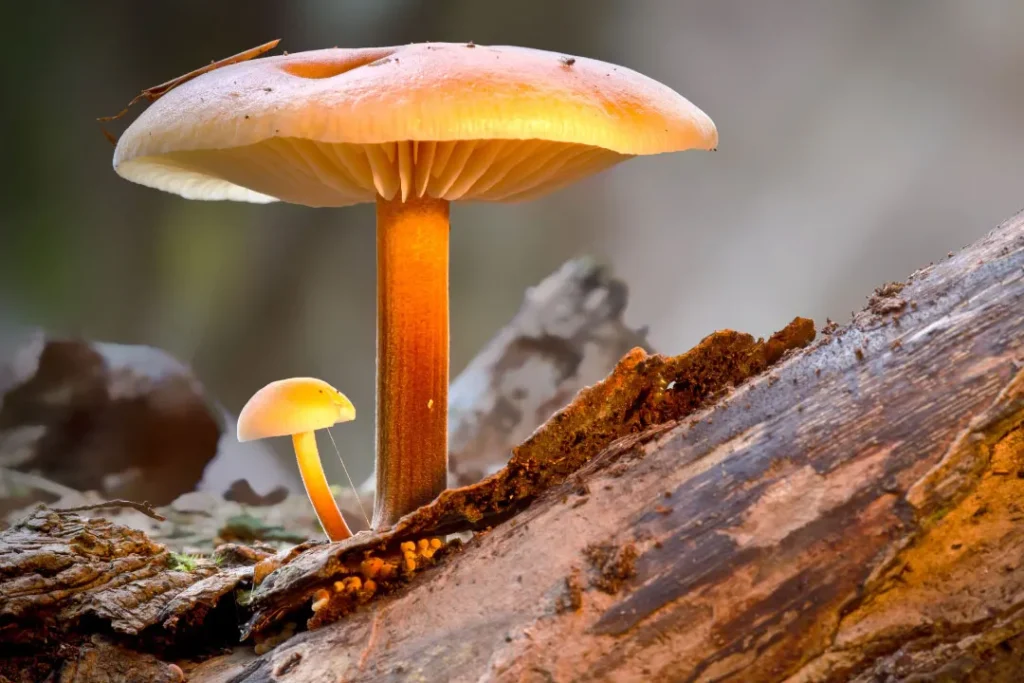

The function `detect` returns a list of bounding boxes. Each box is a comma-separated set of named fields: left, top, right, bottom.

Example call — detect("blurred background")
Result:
left=2, top=0, right=1023, bottom=489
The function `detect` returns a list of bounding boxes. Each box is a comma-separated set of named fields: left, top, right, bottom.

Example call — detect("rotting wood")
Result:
left=47, top=636, right=186, bottom=683
left=445, top=257, right=653, bottom=487
left=219, top=211, right=1023, bottom=682
left=0, top=507, right=253, bottom=681
left=0, top=283, right=812, bottom=681
left=239, top=316, right=814, bottom=638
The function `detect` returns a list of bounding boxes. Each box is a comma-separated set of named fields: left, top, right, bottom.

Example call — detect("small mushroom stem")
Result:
left=373, top=194, right=450, bottom=529
left=292, top=431, right=353, bottom=541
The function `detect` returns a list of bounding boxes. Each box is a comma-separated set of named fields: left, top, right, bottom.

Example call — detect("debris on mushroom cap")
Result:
left=237, top=377, right=355, bottom=442
left=113, top=42, right=717, bottom=208
left=98, top=39, right=282, bottom=124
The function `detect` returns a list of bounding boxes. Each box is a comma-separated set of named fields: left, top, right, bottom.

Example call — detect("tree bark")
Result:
left=219, top=212, right=1024, bottom=682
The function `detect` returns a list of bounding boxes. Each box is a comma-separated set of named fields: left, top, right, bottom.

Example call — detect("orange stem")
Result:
left=373, top=195, right=450, bottom=528
left=293, top=431, right=353, bottom=541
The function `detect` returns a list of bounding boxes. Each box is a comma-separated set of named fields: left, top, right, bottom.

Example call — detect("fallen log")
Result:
left=221, top=211, right=1024, bottom=682
left=1, top=211, right=1020, bottom=682
left=239, top=317, right=814, bottom=639
left=0, top=504, right=255, bottom=681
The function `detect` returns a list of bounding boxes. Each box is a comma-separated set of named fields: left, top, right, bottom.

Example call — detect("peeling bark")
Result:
left=0, top=507, right=252, bottom=682
left=223, top=212, right=1024, bottom=682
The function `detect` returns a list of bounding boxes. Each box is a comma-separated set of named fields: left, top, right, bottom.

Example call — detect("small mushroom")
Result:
left=237, top=377, right=356, bottom=541
left=112, top=42, right=718, bottom=530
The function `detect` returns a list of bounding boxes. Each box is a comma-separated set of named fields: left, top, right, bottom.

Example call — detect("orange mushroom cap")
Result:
left=237, top=377, right=355, bottom=442
left=113, top=42, right=718, bottom=207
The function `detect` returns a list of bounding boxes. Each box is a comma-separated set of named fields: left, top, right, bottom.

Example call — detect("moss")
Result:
left=169, top=552, right=205, bottom=572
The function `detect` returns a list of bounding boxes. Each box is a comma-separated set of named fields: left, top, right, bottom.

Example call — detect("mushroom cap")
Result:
left=114, top=42, right=718, bottom=208
left=237, top=377, right=355, bottom=442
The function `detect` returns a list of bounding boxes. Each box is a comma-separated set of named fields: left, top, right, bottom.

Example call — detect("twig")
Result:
left=53, top=499, right=167, bottom=522
left=97, top=38, right=281, bottom=144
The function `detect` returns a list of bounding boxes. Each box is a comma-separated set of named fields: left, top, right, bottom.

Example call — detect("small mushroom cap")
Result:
left=114, top=42, right=717, bottom=208
left=237, top=377, right=355, bottom=442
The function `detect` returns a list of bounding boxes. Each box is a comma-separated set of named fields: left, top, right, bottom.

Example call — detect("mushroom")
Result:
left=111, top=42, right=718, bottom=530
left=237, top=377, right=356, bottom=541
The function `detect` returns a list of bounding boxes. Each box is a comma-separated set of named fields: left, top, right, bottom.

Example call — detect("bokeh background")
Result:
left=2, top=0, right=1023, bottom=488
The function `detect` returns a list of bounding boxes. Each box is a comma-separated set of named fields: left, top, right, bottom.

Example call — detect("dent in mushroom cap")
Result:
left=237, top=377, right=355, bottom=442
left=113, top=42, right=717, bottom=208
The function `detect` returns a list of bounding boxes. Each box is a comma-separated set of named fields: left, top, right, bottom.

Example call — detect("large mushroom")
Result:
left=112, top=42, right=717, bottom=530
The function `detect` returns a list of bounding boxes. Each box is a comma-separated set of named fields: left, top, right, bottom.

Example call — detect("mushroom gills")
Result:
left=145, top=138, right=632, bottom=208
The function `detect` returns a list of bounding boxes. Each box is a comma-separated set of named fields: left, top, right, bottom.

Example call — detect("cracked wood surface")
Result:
left=0, top=507, right=254, bottom=681
left=221, top=212, right=1023, bottom=682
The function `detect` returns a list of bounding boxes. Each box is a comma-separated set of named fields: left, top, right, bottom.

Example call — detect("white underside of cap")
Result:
left=117, top=156, right=279, bottom=204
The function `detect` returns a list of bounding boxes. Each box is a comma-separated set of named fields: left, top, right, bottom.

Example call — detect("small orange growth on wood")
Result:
left=306, top=537, right=448, bottom=630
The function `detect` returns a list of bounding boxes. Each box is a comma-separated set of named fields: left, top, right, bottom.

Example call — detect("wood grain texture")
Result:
left=223, top=212, right=1023, bottom=682
left=0, top=508, right=253, bottom=682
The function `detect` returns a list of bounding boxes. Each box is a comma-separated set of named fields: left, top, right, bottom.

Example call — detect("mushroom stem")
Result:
left=373, top=194, right=450, bottom=529
left=293, top=431, right=353, bottom=541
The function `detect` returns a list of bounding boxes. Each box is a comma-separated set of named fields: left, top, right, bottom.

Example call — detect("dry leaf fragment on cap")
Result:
left=97, top=39, right=281, bottom=144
